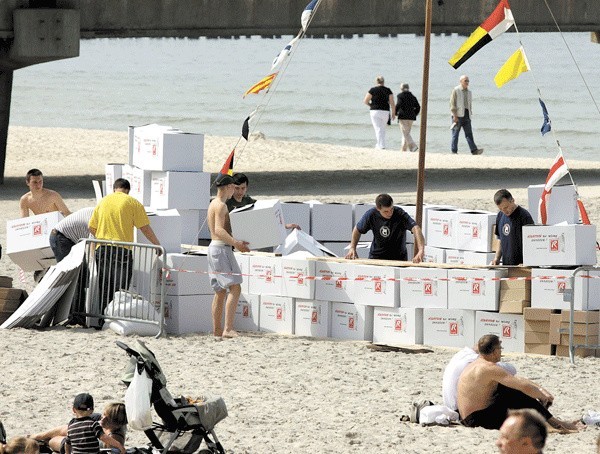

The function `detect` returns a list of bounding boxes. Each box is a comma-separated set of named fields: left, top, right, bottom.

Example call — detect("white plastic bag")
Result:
left=582, top=410, right=600, bottom=427
left=124, top=365, right=153, bottom=430
left=419, top=405, right=460, bottom=425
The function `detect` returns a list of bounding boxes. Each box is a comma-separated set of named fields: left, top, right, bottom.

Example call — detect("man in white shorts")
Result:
left=207, top=174, right=250, bottom=338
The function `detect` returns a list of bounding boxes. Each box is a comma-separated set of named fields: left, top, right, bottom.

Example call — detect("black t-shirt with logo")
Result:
left=494, top=205, right=534, bottom=265
left=356, top=206, right=417, bottom=260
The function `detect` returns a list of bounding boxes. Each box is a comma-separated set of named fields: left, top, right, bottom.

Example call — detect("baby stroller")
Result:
left=117, top=340, right=228, bottom=454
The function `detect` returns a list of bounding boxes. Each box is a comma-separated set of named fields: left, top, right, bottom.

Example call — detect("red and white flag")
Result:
left=538, top=152, right=569, bottom=224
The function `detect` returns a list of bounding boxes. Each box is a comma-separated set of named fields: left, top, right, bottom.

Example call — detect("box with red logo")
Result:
left=134, top=209, right=181, bottom=253
left=233, top=252, right=250, bottom=294
left=425, top=208, right=461, bottom=249
left=329, top=302, right=373, bottom=341
left=423, top=308, right=476, bottom=348
left=351, top=264, right=399, bottom=308
left=259, top=295, right=295, bottom=334
left=530, top=268, right=600, bottom=311
left=454, top=211, right=496, bottom=253
left=281, top=255, right=315, bottom=299
left=123, top=164, right=152, bottom=205
left=423, top=246, right=446, bottom=264
left=294, top=299, right=331, bottom=338
left=105, top=163, right=124, bottom=196
left=235, top=293, right=260, bottom=332
left=447, top=268, right=507, bottom=311
left=444, top=249, right=466, bottom=265
left=372, top=307, right=423, bottom=345
left=475, top=311, right=524, bottom=353
left=522, top=224, right=597, bottom=267
left=527, top=184, right=578, bottom=226
left=161, top=294, right=213, bottom=335
left=150, top=171, right=210, bottom=210
left=248, top=255, right=283, bottom=296
left=131, top=124, right=204, bottom=172
left=398, top=267, right=448, bottom=309
left=6, top=211, right=64, bottom=271
left=314, top=261, right=353, bottom=303
left=160, top=253, right=211, bottom=296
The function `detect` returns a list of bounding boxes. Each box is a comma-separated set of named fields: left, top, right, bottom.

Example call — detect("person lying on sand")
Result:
left=457, top=334, right=583, bottom=432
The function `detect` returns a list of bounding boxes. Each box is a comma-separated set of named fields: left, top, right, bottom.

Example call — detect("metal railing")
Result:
left=70, top=238, right=166, bottom=338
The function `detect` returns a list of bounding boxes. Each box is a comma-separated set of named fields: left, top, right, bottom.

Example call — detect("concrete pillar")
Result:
left=0, top=71, right=13, bottom=185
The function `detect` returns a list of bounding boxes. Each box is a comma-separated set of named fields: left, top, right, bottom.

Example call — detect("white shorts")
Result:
left=207, top=243, right=243, bottom=292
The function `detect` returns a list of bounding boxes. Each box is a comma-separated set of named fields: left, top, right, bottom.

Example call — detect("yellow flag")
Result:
left=494, top=46, right=530, bottom=88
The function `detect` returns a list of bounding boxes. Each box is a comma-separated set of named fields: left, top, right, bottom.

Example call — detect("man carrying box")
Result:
left=346, top=193, right=424, bottom=262
left=208, top=174, right=250, bottom=338
left=19, top=168, right=71, bottom=218
left=491, top=189, right=534, bottom=266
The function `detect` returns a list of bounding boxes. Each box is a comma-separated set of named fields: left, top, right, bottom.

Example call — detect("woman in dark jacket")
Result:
left=395, top=83, right=421, bottom=152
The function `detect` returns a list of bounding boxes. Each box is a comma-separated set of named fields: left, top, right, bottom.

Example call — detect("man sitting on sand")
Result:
left=19, top=168, right=71, bottom=218
left=207, top=174, right=250, bottom=338
left=457, top=334, right=580, bottom=431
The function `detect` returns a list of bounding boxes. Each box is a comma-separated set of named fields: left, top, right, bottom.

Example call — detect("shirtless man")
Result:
left=19, top=169, right=71, bottom=217
left=207, top=174, right=250, bottom=338
left=457, top=334, right=579, bottom=431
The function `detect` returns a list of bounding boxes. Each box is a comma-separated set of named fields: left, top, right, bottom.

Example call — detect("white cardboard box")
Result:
left=531, top=267, right=600, bottom=311
left=329, top=302, right=374, bottom=341
left=197, top=209, right=211, bottom=241
left=523, top=224, right=597, bottom=266
left=444, top=249, right=466, bottom=265
left=398, top=267, right=448, bottom=309
left=281, top=202, right=311, bottom=233
left=294, top=299, right=331, bottom=338
left=105, top=163, right=124, bottom=196
left=351, top=264, right=399, bottom=308
left=423, top=308, right=476, bottom=348
left=178, top=209, right=202, bottom=246
left=235, top=293, right=260, bottom=332
left=423, top=245, right=446, bottom=264
left=281, top=256, right=316, bottom=299
left=230, top=199, right=287, bottom=250
left=124, top=164, right=152, bottom=205
left=475, top=311, right=524, bottom=353
left=353, top=203, right=375, bottom=241
left=259, top=295, right=295, bottom=334
left=234, top=253, right=250, bottom=294
left=463, top=251, right=496, bottom=266
left=454, top=210, right=496, bottom=252
left=309, top=202, right=353, bottom=242
left=248, top=255, right=283, bottom=296
left=150, top=171, right=210, bottom=210
left=447, top=268, right=507, bottom=311
left=131, top=124, right=204, bottom=172
left=6, top=211, right=63, bottom=271
left=314, top=261, right=353, bottom=303
left=134, top=209, right=181, bottom=253
left=276, top=229, right=335, bottom=257
left=161, top=253, right=211, bottom=296
left=162, top=294, right=213, bottom=335
left=528, top=184, right=578, bottom=225
left=373, top=307, right=424, bottom=345
left=426, top=208, right=460, bottom=249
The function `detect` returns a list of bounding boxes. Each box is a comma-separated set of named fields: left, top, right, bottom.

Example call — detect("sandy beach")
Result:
left=0, top=126, right=599, bottom=453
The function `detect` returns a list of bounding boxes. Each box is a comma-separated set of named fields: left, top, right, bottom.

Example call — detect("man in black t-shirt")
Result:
left=345, top=193, right=425, bottom=262
left=491, top=189, right=534, bottom=266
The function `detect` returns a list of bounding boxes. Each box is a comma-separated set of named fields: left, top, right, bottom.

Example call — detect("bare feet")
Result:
left=222, top=330, right=239, bottom=338
left=214, top=330, right=223, bottom=337
left=547, top=417, right=584, bottom=433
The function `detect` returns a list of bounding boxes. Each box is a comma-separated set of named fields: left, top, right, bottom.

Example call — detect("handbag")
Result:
left=125, top=363, right=154, bottom=430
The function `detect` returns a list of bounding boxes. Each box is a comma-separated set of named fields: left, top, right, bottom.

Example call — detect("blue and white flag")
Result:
left=271, top=36, right=300, bottom=71
left=301, top=0, right=319, bottom=32
left=539, top=98, right=551, bottom=135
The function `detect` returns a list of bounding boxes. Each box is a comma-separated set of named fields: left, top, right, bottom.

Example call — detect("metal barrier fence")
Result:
left=70, top=239, right=166, bottom=338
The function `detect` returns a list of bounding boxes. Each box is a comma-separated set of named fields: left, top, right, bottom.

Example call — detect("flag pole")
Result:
left=415, top=0, right=432, bottom=230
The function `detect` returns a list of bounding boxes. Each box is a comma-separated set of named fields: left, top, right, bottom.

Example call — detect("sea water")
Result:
left=10, top=33, right=600, bottom=160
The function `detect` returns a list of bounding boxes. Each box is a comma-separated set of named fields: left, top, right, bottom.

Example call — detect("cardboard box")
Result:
left=276, top=229, right=335, bottom=257
left=548, top=313, right=563, bottom=345
left=522, top=224, right=597, bottom=267
left=555, top=344, right=596, bottom=358
left=475, top=311, right=524, bottom=353
left=426, top=208, right=460, bottom=249
left=281, top=255, right=316, bottom=299
left=423, top=308, right=476, bottom=348
left=524, top=320, right=550, bottom=333
left=197, top=209, right=210, bottom=241
left=463, top=251, right=496, bottom=266
left=528, top=184, right=578, bottom=225
left=294, top=299, right=331, bottom=338
left=230, top=200, right=287, bottom=250
left=525, top=331, right=550, bottom=344
left=234, top=253, right=250, bottom=294
left=499, top=299, right=530, bottom=314
left=447, top=268, right=507, bottom=311
left=560, top=333, right=598, bottom=346
left=131, top=124, right=204, bottom=172
left=523, top=307, right=555, bottom=321
left=329, top=302, right=373, bottom=341
left=322, top=241, right=369, bottom=259
left=178, top=209, right=202, bottom=246
left=499, top=269, right=531, bottom=314
left=351, top=265, right=399, bottom=308
left=161, top=253, right=211, bottom=296
left=259, top=295, right=295, bottom=334
left=235, top=293, right=260, bottom=332
left=445, top=249, right=466, bottom=265
left=372, top=307, right=423, bottom=345
left=105, top=163, right=124, bottom=195
left=559, top=322, right=599, bottom=337
left=560, top=310, right=600, bottom=324
left=454, top=211, right=496, bottom=253
left=524, top=343, right=555, bottom=355
left=162, top=294, right=213, bottom=335
left=134, top=209, right=181, bottom=253
left=314, top=261, right=353, bottom=303
left=281, top=202, right=311, bottom=233
left=248, top=256, right=283, bottom=296
left=124, top=164, right=152, bottom=205
left=396, top=204, right=417, bottom=243
left=150, top=171, right=210, bottom=210
left=6, top=211, right=63, bottom=271
left=398, top=267, right=448, bottom=309
left=309, top=202, right=353, bottom=242
left=423, top=245, right=445, bottom=264
left=353, top=203, right=376, bottom=242
left=531, top=268, right=600, bottom=311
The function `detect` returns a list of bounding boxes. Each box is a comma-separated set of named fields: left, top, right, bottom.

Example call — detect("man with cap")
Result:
left=207, top=174, right=250, bottom=338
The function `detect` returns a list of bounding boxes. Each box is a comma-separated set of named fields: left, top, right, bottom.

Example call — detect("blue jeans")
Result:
left=451, top=110, right=477, bottom=153
left=49, top=230, right=76, bottom=263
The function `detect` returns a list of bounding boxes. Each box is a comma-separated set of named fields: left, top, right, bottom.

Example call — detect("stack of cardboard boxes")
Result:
left=0, top=277, right=27, bottom=326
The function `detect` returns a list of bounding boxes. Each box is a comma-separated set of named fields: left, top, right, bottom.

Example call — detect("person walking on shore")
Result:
left=395, top=83, right=420, bottom=152
left=364, top=76, right=395, bottom=150
left=450, top=75, right=483, bottom=155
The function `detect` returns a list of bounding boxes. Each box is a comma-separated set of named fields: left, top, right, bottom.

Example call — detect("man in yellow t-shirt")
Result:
left=89, top=178, right=161, bottom=315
